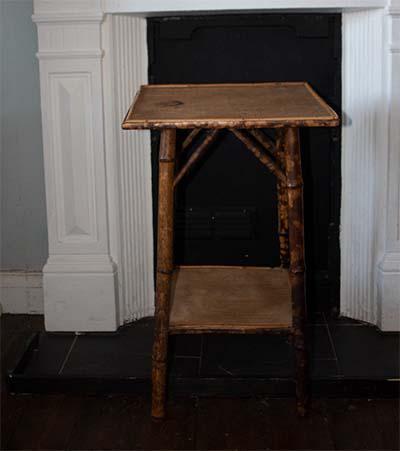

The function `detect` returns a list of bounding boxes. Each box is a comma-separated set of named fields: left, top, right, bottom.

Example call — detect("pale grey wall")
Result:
left=0, top=0, right=48, bottom=271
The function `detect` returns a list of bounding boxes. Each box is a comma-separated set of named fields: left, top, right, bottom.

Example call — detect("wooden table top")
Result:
left=122, top=82, right=339, bottom=130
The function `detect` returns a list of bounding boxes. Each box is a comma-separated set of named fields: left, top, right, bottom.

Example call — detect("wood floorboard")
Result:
left=3, top=395, right=62, bottom=450
left=326, top=398, right=390, bottom=450
left=1, top=314, right=399, bottom=451
left=373, top=399, right=400, bottom=450
left=33, top=395, right=84, bottom=450
left=65, top=395, right=197, bottom=450
left=1, top=393, right=30, bottom=449
left=195, top=397, right=271, bottom=449
left=65, top=395, right=133, bottom=450
left=195, top=398, right=336, bottom=450
left=127, top=398, right=197, bottom=450
left=264, top=398, right=334, bottom=450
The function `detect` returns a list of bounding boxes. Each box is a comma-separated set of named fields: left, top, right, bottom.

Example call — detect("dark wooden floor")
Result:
left=2, top=315, right=399, bottom=450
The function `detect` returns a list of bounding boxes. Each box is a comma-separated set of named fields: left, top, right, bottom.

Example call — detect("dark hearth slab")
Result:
left=328, top=323, right=400, bottom=379
left=6, top=317, right=400, bottom=398
left=24, top=334, right=75, bottom=376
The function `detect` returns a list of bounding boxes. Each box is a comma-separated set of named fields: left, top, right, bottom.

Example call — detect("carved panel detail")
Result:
left=49, top=72, right=97, bottom=244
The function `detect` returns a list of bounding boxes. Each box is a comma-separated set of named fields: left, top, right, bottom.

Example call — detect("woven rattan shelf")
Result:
left=169, top=266, right=292, bottom=333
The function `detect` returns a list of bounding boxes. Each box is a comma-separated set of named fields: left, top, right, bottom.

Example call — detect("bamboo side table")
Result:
left=122, top=82, right=339, bottom=419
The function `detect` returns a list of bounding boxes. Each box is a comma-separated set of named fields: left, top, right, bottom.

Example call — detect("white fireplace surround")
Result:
left=32, top=0, right=400, bottom=331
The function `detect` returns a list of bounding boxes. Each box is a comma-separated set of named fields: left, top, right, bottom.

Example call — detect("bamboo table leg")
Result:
left=152, top=128, right=176, bottom=419
left=283, top=127, right=309, bottom=416
left=275, top=129, right=289, bottom=268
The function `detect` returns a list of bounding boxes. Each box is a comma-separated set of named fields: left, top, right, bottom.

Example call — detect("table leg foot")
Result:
left=283, top=127, right=309, bottom=417
left=151, top=129, right=176, bottom=420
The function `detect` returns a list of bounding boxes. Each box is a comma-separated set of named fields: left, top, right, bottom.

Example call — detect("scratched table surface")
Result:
left=122, top=82, right=339, bottom=130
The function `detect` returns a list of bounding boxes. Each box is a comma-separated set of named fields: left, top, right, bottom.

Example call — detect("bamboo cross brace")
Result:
left=230, top=129, right=286, bottom=182
left=249, top=129, right=276, bottom=154
left=182, top=128, right=202, bottom=151
left=174, top=129, right=220, bottom=188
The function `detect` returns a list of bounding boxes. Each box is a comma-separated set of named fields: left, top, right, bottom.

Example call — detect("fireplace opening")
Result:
left=147, top=14, right=341, bottom=315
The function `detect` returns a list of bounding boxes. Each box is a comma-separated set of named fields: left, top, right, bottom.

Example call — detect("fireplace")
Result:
left=148, top=14, right=341, bottom=316
left=32, top=0, right=400, bottom=331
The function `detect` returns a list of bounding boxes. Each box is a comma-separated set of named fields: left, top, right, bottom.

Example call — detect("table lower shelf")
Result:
left=169, top=266, right=292, bottom=333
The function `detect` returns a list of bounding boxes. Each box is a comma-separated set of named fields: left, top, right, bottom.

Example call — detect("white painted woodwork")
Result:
left=0, top=272, right=43, bottom=314
left=103, top=15, right=155, bottom=323
left=33, top=0, right=400, bottom=331
left=377, top=2, right=400, bottom=330
left=341, top=9, right=388, bottom=325
left=34, top=11, right=118, bottom=331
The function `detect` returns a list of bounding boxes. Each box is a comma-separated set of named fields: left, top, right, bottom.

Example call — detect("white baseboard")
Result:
left=42, top=255, right=118, bottom=331
left=0, top=271, right=44, bottom=314
left=377, top=253, right=400, bottom=331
